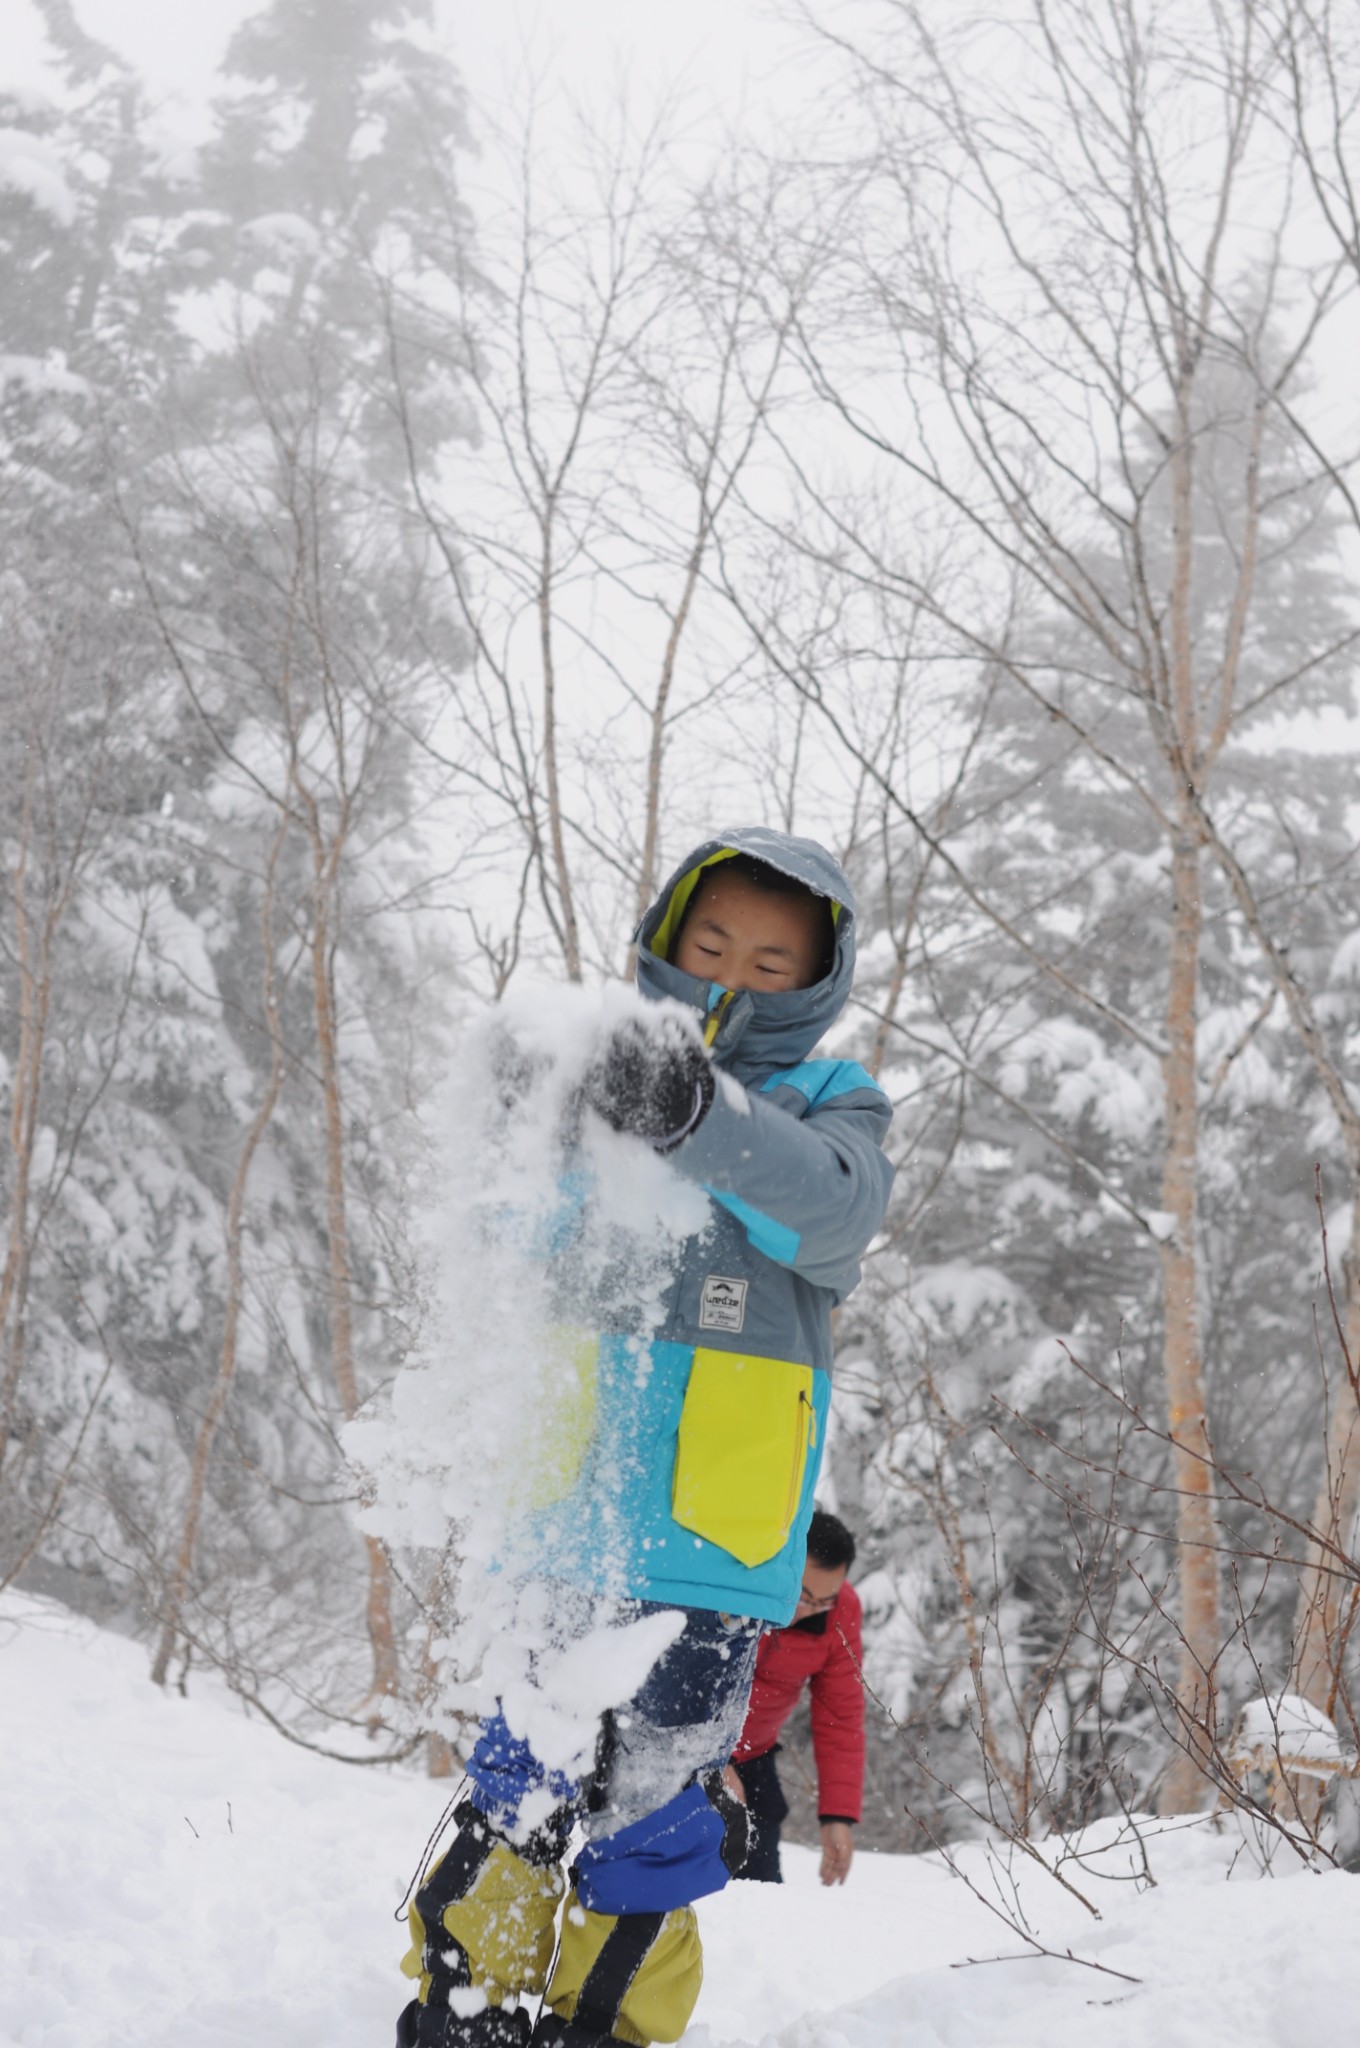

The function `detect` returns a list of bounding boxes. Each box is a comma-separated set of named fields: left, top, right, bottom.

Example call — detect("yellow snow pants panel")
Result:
left=400, top=1843, right=565, bottom=2007
left=546, top=1894, right=702, bottom=2046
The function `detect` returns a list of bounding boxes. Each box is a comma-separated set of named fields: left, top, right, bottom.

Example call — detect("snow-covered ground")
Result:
left=3, top=1591, right=1356, bottom=2048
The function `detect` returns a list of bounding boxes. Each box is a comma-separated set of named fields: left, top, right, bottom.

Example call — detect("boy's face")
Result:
left=673, top=869, right=826, bottom=992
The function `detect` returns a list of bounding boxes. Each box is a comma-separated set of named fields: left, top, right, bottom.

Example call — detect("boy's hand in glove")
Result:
left=582, top=1015, right=715, bottom=1152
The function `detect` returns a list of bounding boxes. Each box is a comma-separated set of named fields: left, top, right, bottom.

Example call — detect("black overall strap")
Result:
left=570, top=1912, right=666, bottom=2042
left=414, top=1802, right=499, bottom=1976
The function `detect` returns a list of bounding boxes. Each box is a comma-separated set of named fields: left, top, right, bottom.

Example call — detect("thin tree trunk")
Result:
left=1291, top=1183, right=1360, bottom=1718
left=306, top=841, right=401, bottom=1711
left=538, top=524, right=582, bottom=982
left=2, top=682, right=125, bottom=1496
left=636, top=528, right=708, bottom=929
left=865, top=672, right=991, bottom=1079
left=1134, top=770, right=1360, bottom=1734
left=1157, top=388, right=1220, bottom=1812
left=0, top=785, right=52, bottom=1474
left=418, top=1558, right=455, bottom=1777
left=1157, top=818, right=1219, bottom=1811
left=868, top=936, right=912, bottom=1081
left=150, top=820, right=290, bottom=1687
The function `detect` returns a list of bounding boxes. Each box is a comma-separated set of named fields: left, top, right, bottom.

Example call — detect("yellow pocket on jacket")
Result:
left=672, top=1350, right=817, bottom=1568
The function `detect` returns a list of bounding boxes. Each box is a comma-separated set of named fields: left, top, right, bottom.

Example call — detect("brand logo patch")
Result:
left=699, top=1274, right=748, bottom=1332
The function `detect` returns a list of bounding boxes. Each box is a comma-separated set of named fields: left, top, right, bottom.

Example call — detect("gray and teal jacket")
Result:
left=534, top=828, right=894, bottom=1625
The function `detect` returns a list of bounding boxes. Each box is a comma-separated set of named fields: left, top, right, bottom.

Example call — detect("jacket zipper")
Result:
left=784, top=1387, right=815, bottom=1535
left=703, top=988, right=735, bottom=1048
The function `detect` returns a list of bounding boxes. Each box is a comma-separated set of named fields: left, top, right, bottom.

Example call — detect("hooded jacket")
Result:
left=534, top=828, right=894, bottom=1623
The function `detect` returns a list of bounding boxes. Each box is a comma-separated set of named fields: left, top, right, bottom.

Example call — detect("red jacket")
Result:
left=732, top=1582, right=865, bottom=1822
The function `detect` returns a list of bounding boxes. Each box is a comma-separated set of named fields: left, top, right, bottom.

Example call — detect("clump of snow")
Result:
left=1330, top=929, right=1360, bottom=985
left=1198, top=1001, right=1288, bottom=1111
left=0, top=83, right=59, bottom=115
left=0, top=124, right=75, bottom=225
left=1224, top=1697, right=1353, bottom=1876
left=478, top=1590, right=687, bottom=1788
left=346, top=984, right=710, bottom=1768
left=998, top=1171, right=1074, bottom=1219
left=1229, top=1694, right=1348, bottom=1774
left=1322, top=1202, right=1353, bottom=1256
left=240, top=211, right=321, bottom=260
left=853, top=1562, right=929, bottom=1719
left=144, top=127, right=201, bottom=187
left=1007, top=1332, right=1077, bottom=1406
left=997, top=1016, right=1162, bottom=1145
left=912, top=1260, right=1022, bottom=1338
left=0, top=351, right=89, bottom=399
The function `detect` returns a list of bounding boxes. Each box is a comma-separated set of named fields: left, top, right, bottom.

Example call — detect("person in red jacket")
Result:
left=726, top=1511, right=864, bottom=1886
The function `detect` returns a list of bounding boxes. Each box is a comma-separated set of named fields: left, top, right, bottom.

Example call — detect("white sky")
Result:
left=7, top=0, right=809, bottom=143
left=8, top=0, right=1355, bottom=794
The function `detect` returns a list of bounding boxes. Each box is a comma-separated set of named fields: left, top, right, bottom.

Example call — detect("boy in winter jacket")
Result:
left=728, top=1511, right=865, bottom=1886
left=396, top=828, right=893, bottom=2048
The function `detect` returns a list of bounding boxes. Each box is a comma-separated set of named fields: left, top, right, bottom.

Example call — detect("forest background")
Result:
left=4, top=0, right=1360, bottom=1862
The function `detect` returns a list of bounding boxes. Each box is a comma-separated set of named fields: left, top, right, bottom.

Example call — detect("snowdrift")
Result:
left=4, top=1591, right=1358, bottom=2048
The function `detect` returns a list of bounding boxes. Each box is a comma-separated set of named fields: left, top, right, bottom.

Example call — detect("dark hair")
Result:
left=677, top=853, right=836, bottom=977
left=807, top=1509, right=856, bottom=1572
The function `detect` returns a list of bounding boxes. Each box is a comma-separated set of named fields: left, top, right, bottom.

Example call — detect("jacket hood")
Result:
left=635, top=826, right=857, bottom=1077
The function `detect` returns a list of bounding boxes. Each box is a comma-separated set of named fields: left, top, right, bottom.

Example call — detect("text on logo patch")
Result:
left=699, top=1274, right=748, bottom=1332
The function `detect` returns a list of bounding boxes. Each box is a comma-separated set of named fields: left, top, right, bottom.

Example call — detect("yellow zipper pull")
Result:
left=702, top=988, right=734, bottom=1048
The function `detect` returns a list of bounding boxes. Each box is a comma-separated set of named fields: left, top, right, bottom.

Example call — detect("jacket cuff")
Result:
left=671, top=1072, right=748, bottom=1179
left=654, top=1065, right=716, bottom=1152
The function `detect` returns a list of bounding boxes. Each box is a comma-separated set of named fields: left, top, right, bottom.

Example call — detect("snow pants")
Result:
left=397, top=1606, right=760, bottom=2048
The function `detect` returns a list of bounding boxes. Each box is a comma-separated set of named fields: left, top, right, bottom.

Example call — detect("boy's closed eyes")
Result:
left=673, top=870, right=827, bottom=993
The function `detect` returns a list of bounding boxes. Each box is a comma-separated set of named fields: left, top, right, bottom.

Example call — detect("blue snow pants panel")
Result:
left=573, top=1785, right=731, bottom=1915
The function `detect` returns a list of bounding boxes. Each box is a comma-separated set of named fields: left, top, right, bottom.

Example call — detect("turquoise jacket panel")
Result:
left=536, top=1339, right=835, bottom=1622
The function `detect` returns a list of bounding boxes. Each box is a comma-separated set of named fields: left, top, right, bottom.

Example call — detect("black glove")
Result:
left=581, top=1016, right=715, bottom=1152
